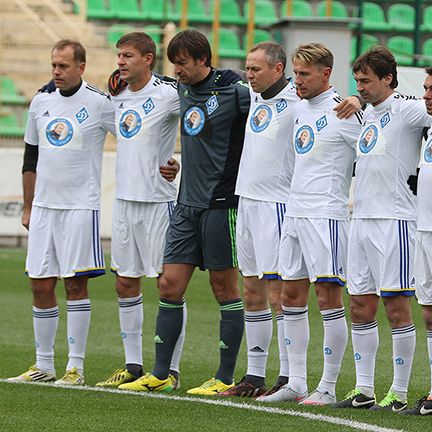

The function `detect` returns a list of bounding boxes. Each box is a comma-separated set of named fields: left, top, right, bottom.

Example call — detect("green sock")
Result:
left=215, top=299, right=244, bottom=384
left=152, top=299, right=184, bottom=380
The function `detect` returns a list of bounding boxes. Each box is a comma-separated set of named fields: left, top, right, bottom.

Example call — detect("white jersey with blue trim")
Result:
left=352, top=93, right=431, bottom=220
left=418, top=127, right=432, bottom=231
left=25, top=80, right=115, bottom=210
left=112, top=74, right=179, bottom=202
left=286, top=87, right=361, bottom=220
left=235, top=79, right=298, bottom=202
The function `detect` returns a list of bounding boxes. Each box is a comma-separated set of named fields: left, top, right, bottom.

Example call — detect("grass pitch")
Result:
left=0, top=248, right=430, bottom=431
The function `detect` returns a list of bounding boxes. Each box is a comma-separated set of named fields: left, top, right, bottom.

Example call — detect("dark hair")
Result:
left=426, top=66, right=432, bottom=75
left=167, top=29, right=212, bottom=67
left=250, top=42, right=287, bottom=71
left=52, top=39, right=86, bottom=63
left=116, top=32, right=157, bottom=69
left=353, top=46, right=398, bottom=89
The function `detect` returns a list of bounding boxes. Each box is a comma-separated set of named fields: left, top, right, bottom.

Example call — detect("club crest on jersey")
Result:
left=45, top=118, right=73, bottom=147
left=424, top=138, right=432, bottom=163
left=184, top=106, right=205, bottom=136
left=119, top=109, right=142, bottom=138
left=358, top=125, right=378, bottom=154
left=316, top=115, right=328, bottom=132
left=250, top=105, right=272, bottom=133
left=75, top=107, right=89, bottom=124
left=295, top=125, right=315, bottom=154
left=276, top=99, right=287, bottom=113
left=142, top=98, right=155, bottom=115
left=206, top=95, right=219, bottom=115
left=380, top=112, right=391, bottom=128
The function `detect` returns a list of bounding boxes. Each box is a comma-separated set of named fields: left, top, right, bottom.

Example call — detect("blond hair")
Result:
left=291, top=43, right=333, bottom=69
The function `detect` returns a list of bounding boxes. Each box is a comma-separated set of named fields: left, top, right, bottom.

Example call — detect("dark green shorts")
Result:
left=163, top=204, right=238, bottom=270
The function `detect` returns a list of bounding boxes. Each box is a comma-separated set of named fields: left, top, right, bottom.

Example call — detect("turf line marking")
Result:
left=0, top=380, right=404, bottom=432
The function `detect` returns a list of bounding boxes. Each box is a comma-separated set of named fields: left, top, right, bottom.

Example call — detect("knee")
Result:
left=65, top=281, right=88, bottom=300
left=268, top=289, right=281, bottom=313
left=115, top=277, right=140, bottom=298
left=384, top=300, right=412, bottom=328
left=350, top=296, right=376, bottom=323
left=423, top=306, right=432, bottom=329
left=243, top=283, right=268, bottom=310
left=210, top=273, right=240, bottom=302
left=157, top=274, right=182, bottom=301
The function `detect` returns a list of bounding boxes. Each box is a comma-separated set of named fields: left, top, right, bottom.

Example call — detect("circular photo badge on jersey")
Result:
left=119, top=110, right=142, bottom=138
left=184, top=107, right=205, bottom=136
left=295, top=125, right=315, bottom=154
left=358, top=125, right=378, bottom=154
left=250, top=105, right=272, bottom=133
left=46, top=118, right=73, bottom=147
left=424, top=138, right=432, bottom=163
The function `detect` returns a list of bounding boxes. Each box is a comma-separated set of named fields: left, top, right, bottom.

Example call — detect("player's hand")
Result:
left=407, top=168, right=420, bottom=195
left=21, top=207, right=31, bottom=230
left=334, top=96, right=362, bottom=119
left=108, top=69, right=127, bottom=96
left=38, top=79, right=56, bottom=93
left=160, top=158, right=180, bottom=182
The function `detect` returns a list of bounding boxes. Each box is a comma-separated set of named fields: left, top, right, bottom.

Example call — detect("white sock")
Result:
left=283, top=305, right=309, bottom=394
left=170, top=302, right=187, bottom=373
left=351, top=321, right=378, bottom=397
left=118, top=294, right=143, bottom=366
left=317, top=308, right=348, bottom=396
left=276, top=314, right=289, bottom=378
left=391, top=324, right=416, bottom=401
left=245, top=309, right=272, bottom=378
left=66, top=299, right=91, bottom=374
left=428, top=330, right=432, bottom=396
left=33, top=305, right=59, bottom=373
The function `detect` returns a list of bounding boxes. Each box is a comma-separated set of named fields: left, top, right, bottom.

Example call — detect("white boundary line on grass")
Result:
left=1, top=380, right=404, bottom=432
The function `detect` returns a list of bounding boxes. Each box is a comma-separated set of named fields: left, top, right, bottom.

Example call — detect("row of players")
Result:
left=5, top=30, right=432, bottom=416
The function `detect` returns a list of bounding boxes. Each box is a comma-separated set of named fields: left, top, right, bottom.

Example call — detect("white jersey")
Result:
left=352, top=93, right=431, bottom=220
left=286, top=87, right=361, bottom=220
left=235, top=79, right=298, bottom=202
left=25, top=81, right=115, bottom=210
left=418, top=128, right=432, bottom=231
left=112, top=75, right=179, bottom=202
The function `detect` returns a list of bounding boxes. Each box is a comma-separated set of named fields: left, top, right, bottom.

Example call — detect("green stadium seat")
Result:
left=0, top=110, right=25, bottom=137
left=420, top=38, right=432, bottom=67
left=209, top=0, right=245, bottom=25
left=316, top=1, right=348, bottom=18
left=0, top=76, right=26, bottom=105
left=243, top=29, right=272, bottom=51
left=169, top=0, right=211, bottom=23
left=87, top=0, right=114, bottom=19
left=107, top=24, right=133, bottom=47
left=244, top=0, right=277, bottom=26
left=143, top=25, right=162, bottom=45
left=362, top=3, right=391, bottom=31
left=387, top=4, right=415, bottom=32
left=141, top=0, right=169, bottom=21
left=351, top=34, right=380, bottom=62
left=280, top=0, right=313, bottom=18
left=209, top=29, right=245, bottom=59
left=110, top=0, right=145, bottom=20
left=387, top=36, right=414, bottom=66
left=421, top=6, right=432, bottom=32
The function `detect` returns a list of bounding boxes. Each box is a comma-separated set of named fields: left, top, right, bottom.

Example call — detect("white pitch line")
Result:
left=1, top=379, right=404, bottom=432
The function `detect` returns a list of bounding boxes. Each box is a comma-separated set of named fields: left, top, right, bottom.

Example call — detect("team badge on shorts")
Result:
left=358, top=125, right=378, bottom=154
left=119, top=110, right=142, bottom=138
left=183, top=107, right=205, bottom=135
left=46, top=118, right=73, bottom=146
left=250, top=105, right=272, bottom=132
left=424, top=138, right=432, bottom=163
left=295, top=125, right=315, bottom=154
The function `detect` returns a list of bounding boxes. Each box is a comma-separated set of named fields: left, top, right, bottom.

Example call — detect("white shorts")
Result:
left=236, top=197, right=286, bottom=279
left=26, top=206, right=104, bottom=279
left=415, top=230, right=432, bottom=305
left=347, top=219, right=416, bottom=297
left=279, top=217, right=348, bottom=286
left=111, top=199, right=175, bottom=278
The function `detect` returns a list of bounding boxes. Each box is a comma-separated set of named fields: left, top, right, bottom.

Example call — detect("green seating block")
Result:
left=362, top=2, right=391, bottom=32
left=387, top=36, right=414, bottom=66
left=388, top=4, right=415, bottom=32
left=0, top=110, right=25, bottom=137
left=209, top=29, right=245, bottom=59
left=110, top=0, right=145, bottom=20
left=87, top=0, right=114, bottom=19
left=421, top=6, right=432, bottom=32
left=209, top=0, right=246, bottom=25
left=169, top=0, right=212, bottom=23
left=107, top=24, right=133, bottom=47
left=280, top=0, right=313, bottom=18
left=351, top=34, right=380, bottom=62
left=316, top=1, right=348, bottom=18
left=244, top=0, right=277, bottom=26
left=0, top=76, right=26, bottom=105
